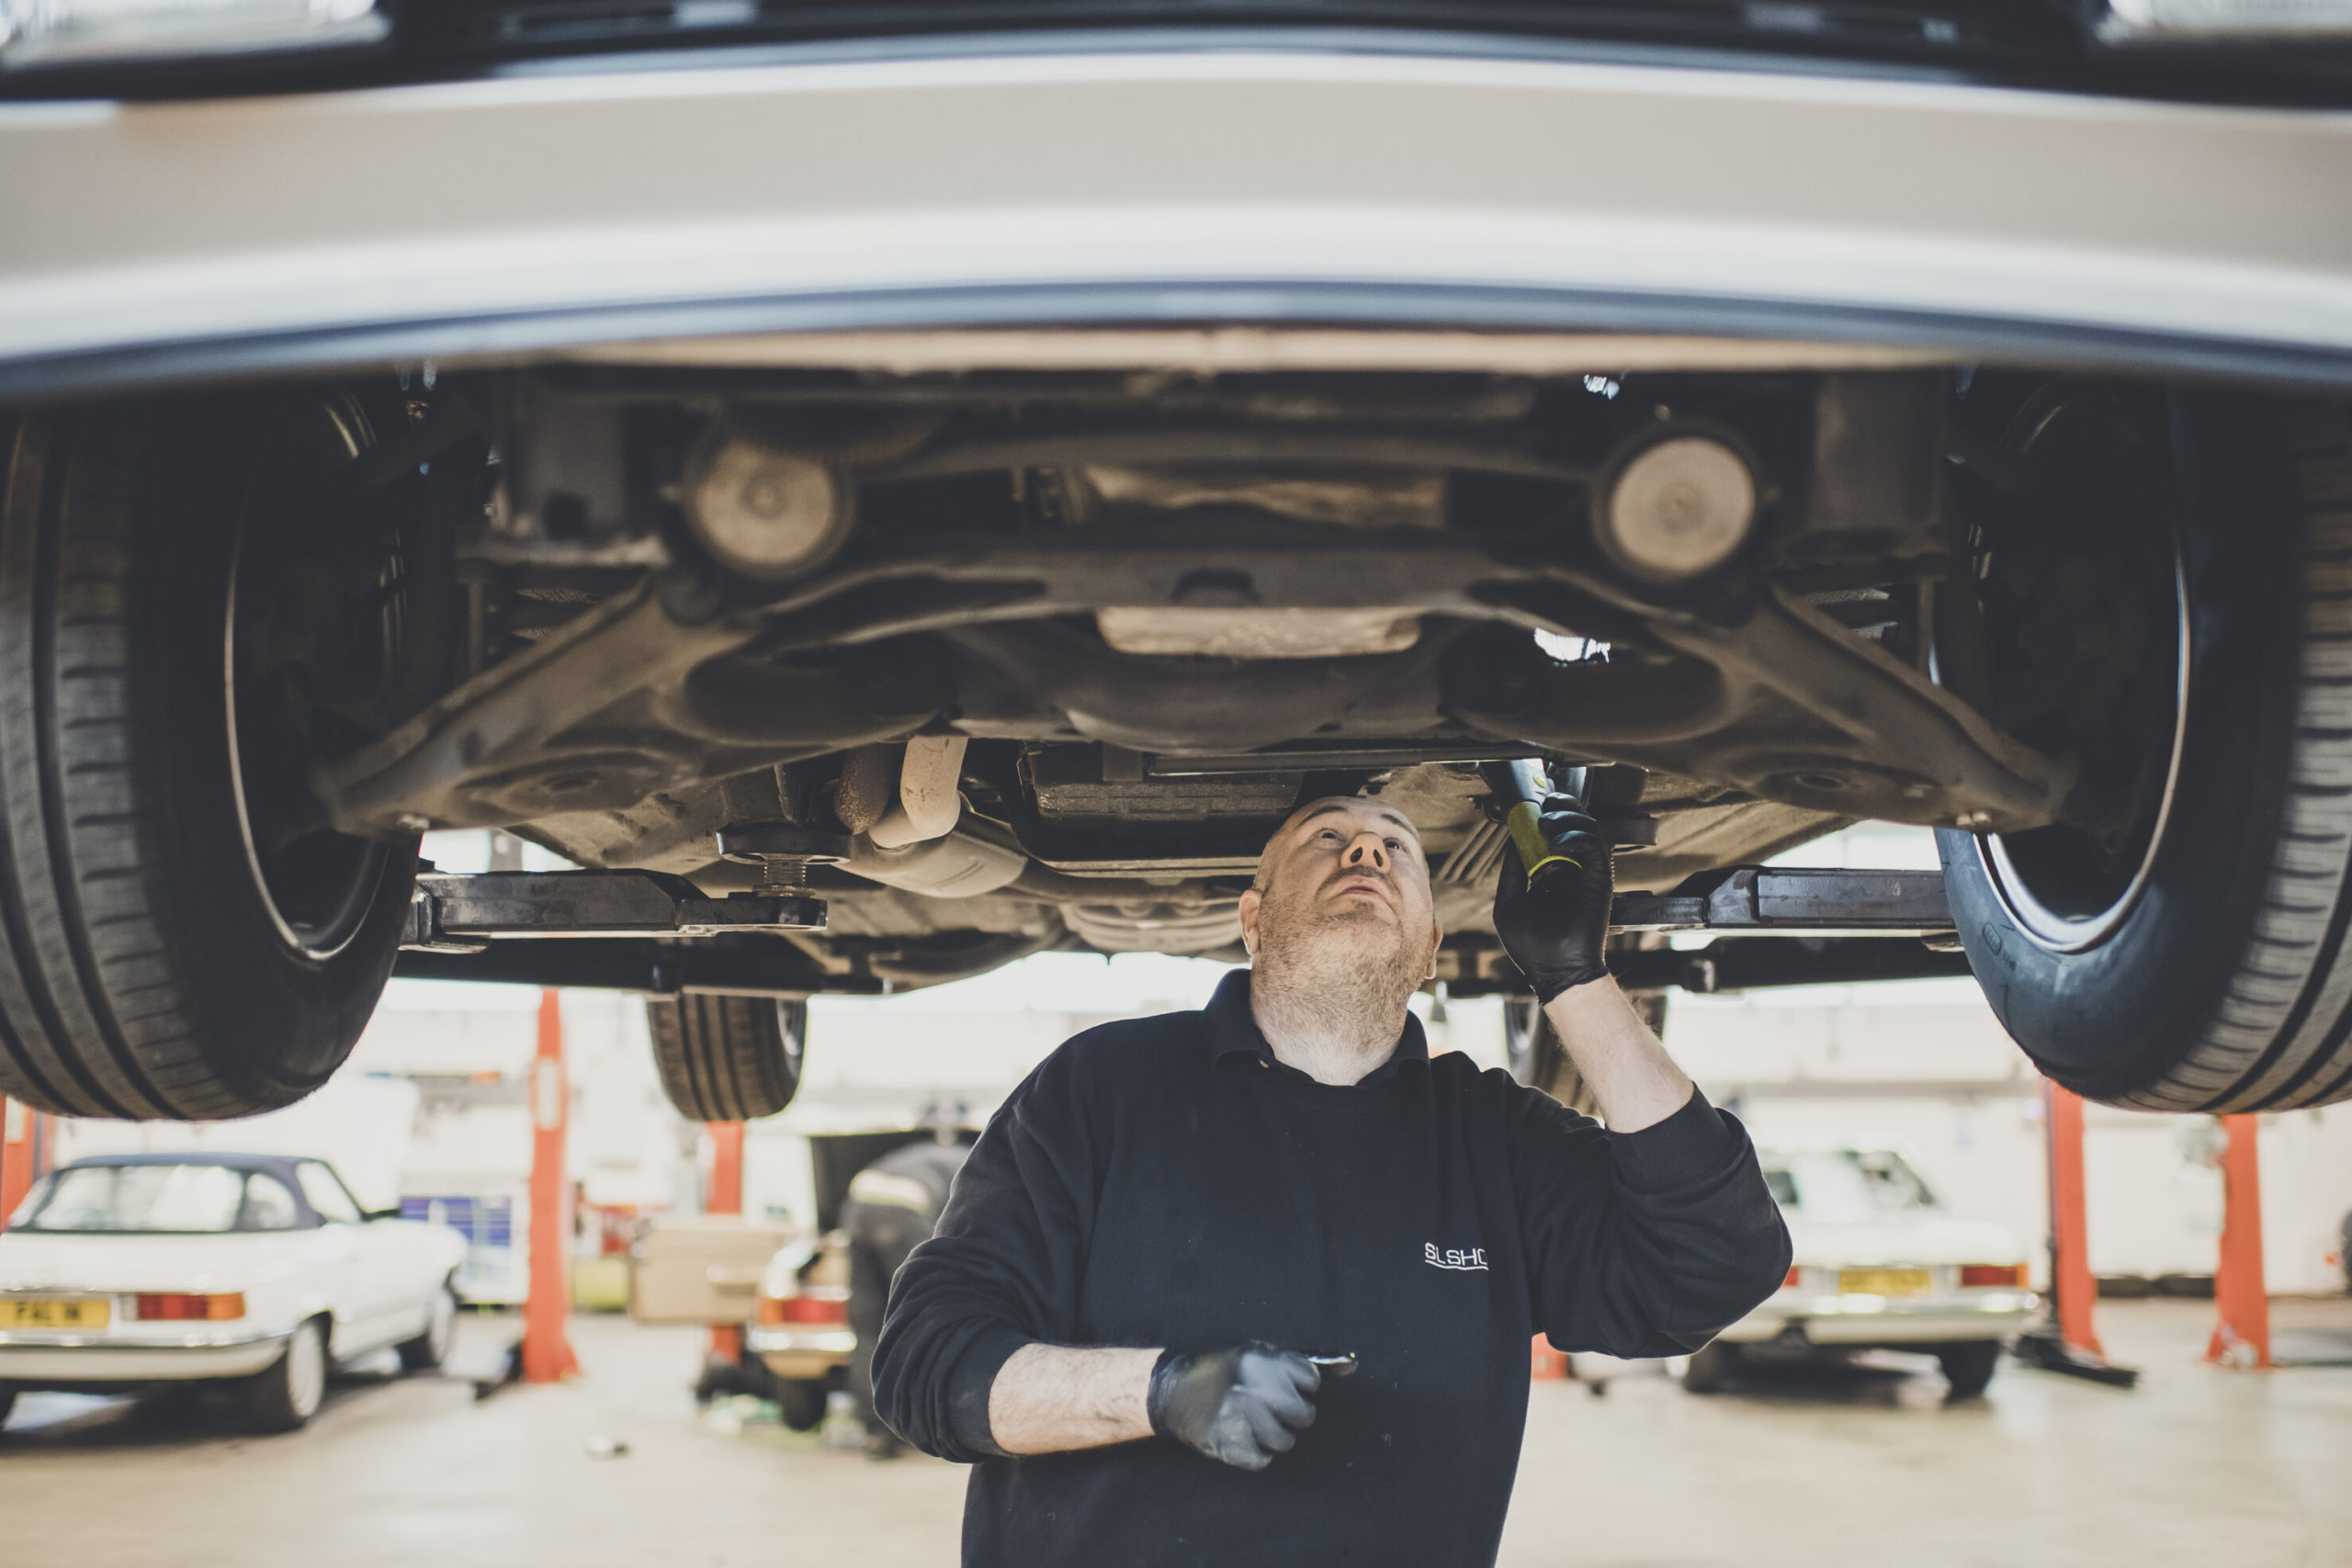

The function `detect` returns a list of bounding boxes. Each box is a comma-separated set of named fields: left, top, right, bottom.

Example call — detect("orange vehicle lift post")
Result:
left=522, top=987, right=579, bottom=1382
left=2015, top=1080, right=2139, bottom=1387
left=1, top=1095, right=37, bottom=1226
left=2204, top=1114, right=2271, bottom=1370
left=706, top=1121, right=747, bottom=1361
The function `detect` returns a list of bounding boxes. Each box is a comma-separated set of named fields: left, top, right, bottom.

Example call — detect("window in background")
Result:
left=22, top=1163, right=248, bottom=1233
left=243, top=1173, right=302, bottom=1231
left=296, top=1162, right=363, bottom=1224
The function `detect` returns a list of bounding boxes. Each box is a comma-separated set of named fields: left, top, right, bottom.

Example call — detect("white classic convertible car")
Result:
left=0, top=1153, right=466, bottom=1431
left=1683, top=1134, right=2039, bottom=1399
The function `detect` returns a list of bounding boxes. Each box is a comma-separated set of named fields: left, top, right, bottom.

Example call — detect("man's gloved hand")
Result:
left=1147, top=1342, right=1319, bottom=1471
left=1493, top=793, right=1613, bottom=1003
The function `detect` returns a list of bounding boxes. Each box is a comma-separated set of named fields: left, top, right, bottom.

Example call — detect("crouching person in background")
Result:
left=844, top=1133, right=970, bottom=1458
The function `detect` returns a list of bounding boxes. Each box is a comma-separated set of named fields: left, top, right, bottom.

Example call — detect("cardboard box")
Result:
left=628, top=1215, right=794, bottom=1324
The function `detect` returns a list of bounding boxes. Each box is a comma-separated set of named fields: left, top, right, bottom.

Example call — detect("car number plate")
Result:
left=1838, top=1268, right=1933, bottom=1297
left=2, top=1295, right=111, bottom=1329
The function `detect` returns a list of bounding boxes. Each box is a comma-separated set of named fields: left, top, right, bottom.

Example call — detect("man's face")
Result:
left=1238, top=797, right=1442, bottom=982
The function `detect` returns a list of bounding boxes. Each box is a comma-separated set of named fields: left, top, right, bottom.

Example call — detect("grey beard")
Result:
left=1251, top=914, right=1430, bottom=1077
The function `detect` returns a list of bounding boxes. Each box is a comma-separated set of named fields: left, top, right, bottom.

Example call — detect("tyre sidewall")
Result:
left=400, top=1279, right=458, bottom=1371
left=1934, top=1341, right=2002, bottom=1398
left=130, top=400, right=415, bottom=1112
left=648, top=995, right=808, bottom=1121
left=776, top=1378, right=829, bottom=1432
left=248, top=1318, right=328, bottom=1432
left=1943, top=392, right=2304, bottom=1102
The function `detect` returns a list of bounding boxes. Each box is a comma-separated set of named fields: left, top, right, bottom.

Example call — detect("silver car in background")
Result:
left=1686, top=1134, right=2037, bottom=1398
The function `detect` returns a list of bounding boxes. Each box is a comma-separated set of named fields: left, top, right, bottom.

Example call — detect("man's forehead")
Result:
left=1283, top=796, right=1421, bottom=841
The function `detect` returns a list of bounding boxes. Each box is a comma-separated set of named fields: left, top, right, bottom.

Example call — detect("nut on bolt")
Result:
left=684, top=428, right=853, bottom=581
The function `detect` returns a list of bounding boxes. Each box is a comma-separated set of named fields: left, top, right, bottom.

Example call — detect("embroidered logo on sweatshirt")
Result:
left=1425, top=1243, right=1488, bottom=1272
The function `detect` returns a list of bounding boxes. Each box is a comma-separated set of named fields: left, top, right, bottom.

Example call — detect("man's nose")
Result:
left=1343, top=832, right=1389, bottom=873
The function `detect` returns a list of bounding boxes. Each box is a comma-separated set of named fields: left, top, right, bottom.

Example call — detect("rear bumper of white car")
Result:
left=4, top=44, right=2352, bottom=397
left=0, top=1329, right=291, bottom=1382
left=749, top=1324, right=856, bottom=1381
left=1718, top=1290, right=2040, bottom=1347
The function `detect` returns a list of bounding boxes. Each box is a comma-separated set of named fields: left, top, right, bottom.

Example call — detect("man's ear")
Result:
left=1238, top=887, right=1262, bottom=956
left=1425, top=919, right=1442, bottom=981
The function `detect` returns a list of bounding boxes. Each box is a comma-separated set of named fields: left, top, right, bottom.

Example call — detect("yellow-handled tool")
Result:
left=1483, top=760, right=1589, bottom=891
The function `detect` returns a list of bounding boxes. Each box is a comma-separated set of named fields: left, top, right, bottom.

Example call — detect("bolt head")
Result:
left=685, top=434, right=847, bottom=580
left=1599, top=434, right=1757, bottom=583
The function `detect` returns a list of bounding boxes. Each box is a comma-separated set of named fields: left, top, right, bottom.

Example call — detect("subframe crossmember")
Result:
left=1611, top=866, right=1954, bottom=939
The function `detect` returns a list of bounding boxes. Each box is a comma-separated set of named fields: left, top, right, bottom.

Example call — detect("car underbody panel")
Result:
left=208, top=350, right=2106, bottom=1000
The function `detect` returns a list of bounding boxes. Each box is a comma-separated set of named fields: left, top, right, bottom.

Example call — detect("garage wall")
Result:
left=50, top=1072, right=423, bottom=1213
left=40, top=857, right=2352, bottom=1300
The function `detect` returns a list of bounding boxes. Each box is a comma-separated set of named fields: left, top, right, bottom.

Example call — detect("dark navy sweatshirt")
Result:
left=873, top=969, right=1791, bottom=1568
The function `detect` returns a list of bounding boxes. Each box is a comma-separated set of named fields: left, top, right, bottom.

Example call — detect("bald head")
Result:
left=1238, top=794, right=1442, bottom=1073
left=1238, top=795, right=1439, bottom=976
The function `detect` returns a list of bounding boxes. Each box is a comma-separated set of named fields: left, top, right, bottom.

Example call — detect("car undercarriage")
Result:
left=293, top=356, right=2048, bottom=990
left=0, top=333, right=2314, bottom=1119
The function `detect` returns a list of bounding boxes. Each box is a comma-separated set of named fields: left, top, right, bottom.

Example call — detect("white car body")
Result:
left=0, top=1156, right=467, bottom=1390
left=1716, top=1134, right=2040, bottom=1351
left=3, top=46, right=2351, bottom=397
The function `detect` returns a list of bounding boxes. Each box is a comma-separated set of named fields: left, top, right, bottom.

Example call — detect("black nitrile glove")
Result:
left=1493, top=793, right=1613, bottom=1003
left=1147, top=1342, right=1320, bottom=1471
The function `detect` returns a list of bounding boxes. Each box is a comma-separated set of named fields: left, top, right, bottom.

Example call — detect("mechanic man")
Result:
left=841, top=1126, right=970, bottom=1457
left=874, top=793, right=1792, bottom=1567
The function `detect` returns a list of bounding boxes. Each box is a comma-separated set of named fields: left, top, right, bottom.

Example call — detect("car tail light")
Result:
left=1960, top=1265, right=2026, bottom=1289
left=756, top=1287, right=848, bottom=1325
left=1782, top=1267, right=1803, bottom=1290
left=134, top=1292, right=245, bottom=1321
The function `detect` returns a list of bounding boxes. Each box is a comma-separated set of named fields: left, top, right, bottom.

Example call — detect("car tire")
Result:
left=775, top=1377, right=829, bottom=1433
left=0, top=399, right=423, bottom=1120
left=646, top=995, right=807, bottom=1122
left=1935, top=1341, right=2003, bottom=1400
left=397, top=1278, right=459, bottom=1372
left=1678, top=1340, right=1739, bottom=1394
left=1507, top=991, right=1666, bottom=1120
left=245, top=1318, right=329, bottom=1433
left=1941, top=390, right=2352, bottom=1111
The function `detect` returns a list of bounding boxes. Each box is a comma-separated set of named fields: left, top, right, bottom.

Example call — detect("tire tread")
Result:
left=645, top=995, right=805, bottom=1122
left=2135, top=402, right=2352, bottom=1111
left=0, top=403, right=407, bottom=1120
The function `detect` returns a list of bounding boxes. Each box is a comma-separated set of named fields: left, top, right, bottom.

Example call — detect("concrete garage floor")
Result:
left=3, top=1299, right=2347, bottom=1568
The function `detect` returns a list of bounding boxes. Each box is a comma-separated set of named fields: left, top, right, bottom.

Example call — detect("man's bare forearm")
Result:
left=988, top=1343, right=1160, bottom=1455
left=1541, top=976, right=1695, bottom=1133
